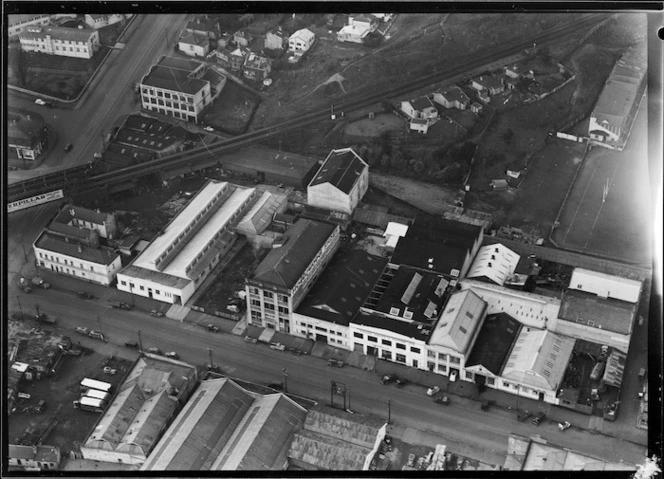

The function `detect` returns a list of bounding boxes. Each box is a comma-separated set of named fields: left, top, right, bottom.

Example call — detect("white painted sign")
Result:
left=7, top=189, right=64, bottom=213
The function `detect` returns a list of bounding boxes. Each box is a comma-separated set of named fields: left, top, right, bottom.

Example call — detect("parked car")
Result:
left=35, top=313, right=55, bottom=324
left=112, top=302, right=133, bottom=310
left=103, top=366, right=117, bottom=375
left=427, top=386, right=440, bottom=396
left=517, top=410, right=532, bottom=422
left=203, top=126, right=214, bottom=132
left=381, top=374, right=396, bottom=385
left=64, top=143, right=73, bottom=152
left=93, top=152, right=103, bottom=159
left=327, top=359, right=344, bottom=368
left=89, top=330, right=105, bottom=342
left=244, top=335, right=257, bottom=343
left=36, top=399, right=46, bottom=413
left=270, top=343, right=286, bottom=351
left=395, top=377, right=409, bottom=388
left=433, top=394, right=450, bottom=405
left=207, top=324, right=221, bottom=333
left=75, top=326, right=90, bottom=335
left=77, top=291, right=95, bottom=300
left=124, top=341, right=139, bottom=349
left=165, top=352, right=179, bottom=359
left=66, top=348, right=82, bottom=357
left=147, top=347, right=162, bottom=355
left=532, top=411, right=546, bottom=425
left=150, top=310, right=164, bottom=317
left=31, top=276, right=51, bottom=289
left=558, top=421, right=571, bottom=431
left=35, top=98, right=52, bottom=107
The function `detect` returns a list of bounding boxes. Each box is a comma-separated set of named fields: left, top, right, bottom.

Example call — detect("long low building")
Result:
left=117, top=180, right=280, bottom=305
left=19, top=25, right=100, bottom=59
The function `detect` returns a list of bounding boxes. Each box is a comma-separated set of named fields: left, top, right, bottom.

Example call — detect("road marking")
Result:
left=562, top=155, right=602, bottom=245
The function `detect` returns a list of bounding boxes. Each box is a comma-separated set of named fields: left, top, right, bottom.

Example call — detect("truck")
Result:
left=31, top=276, right=51, bottom=289
left=73, top=397, right=106, bottom=413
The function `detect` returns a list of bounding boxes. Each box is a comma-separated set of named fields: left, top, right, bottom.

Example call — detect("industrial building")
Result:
left=19, top=25, right=100, bottom=59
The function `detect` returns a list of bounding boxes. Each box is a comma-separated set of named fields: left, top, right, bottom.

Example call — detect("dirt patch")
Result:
left=344, top=113, right=404, bottom=139
left=369, top=172, right=458, bottom=215
left=204, top=79, right=260, bottom=134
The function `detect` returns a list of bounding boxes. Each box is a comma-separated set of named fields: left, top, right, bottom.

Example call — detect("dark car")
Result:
left=395, top=377, right=409, bottom=388
left=64, top=143, right=73, bottom=152
left=125, top=341, right=139, bottom=349
left=532, top=411, right=546, bottom=425
left=328, top=359, right=344, bottom=368
left=381, top=374, right=396, bottom=385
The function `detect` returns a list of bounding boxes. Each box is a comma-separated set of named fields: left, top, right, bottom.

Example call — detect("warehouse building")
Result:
left=19, top=25, right=100, bottom=59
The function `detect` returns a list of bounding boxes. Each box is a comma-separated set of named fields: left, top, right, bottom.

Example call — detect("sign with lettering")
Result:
left=7, top=189, right=64, bottom=213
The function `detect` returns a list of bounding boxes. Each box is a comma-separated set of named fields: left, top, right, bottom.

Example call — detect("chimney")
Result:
left=70, top=208, right=76, bottom=216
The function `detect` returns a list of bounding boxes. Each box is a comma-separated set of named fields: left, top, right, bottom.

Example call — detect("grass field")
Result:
left=552, top=98, right=651, bottom=265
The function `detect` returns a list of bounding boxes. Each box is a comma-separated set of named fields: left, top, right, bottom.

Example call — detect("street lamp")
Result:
left=283, top=368, right=289, bottom=393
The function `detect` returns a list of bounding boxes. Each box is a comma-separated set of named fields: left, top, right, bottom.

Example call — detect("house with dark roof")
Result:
left=185, top=15, right=222, bottom=40
left=390, top=215, right=483, bottom=279
left=265, top=27, right=288, bottom=50
left=465, top=312, right=522, bottom=381
left=432, top=86, right=470, bottom=110
left=215, top=46, right=249, bottom=71
left=233, top=29, right=254, bottom=47
left=243, top=52, right=272, bottom=81
left=246, top=219, right=340, bottom=333
left=470, top=75, right=505, bottom=95
left=307, top=148, right=369, bottom=215
left=84, top=13, right=128, bottom=29
left=293, top=250, right=388, bottom=347
left=7, top=111, right=47, bottom=161
left=400, top=96, right=438, bottom=121
left=33, top=204, right=121, bottom=285
left=8, top=444, right=61, bottom=471
left=142, top=378, right=306, bottom=471
left=139, top=56, right=226, bottom=124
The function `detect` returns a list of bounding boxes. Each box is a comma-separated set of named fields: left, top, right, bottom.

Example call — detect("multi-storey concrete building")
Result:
left=19, top=25, right=100, bottom=59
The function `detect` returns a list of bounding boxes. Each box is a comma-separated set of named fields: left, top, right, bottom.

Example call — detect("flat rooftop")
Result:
left=559, top=289, right=636, bottom=335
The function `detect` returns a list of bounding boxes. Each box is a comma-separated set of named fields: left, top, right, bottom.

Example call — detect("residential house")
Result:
left=477, top=89, right=491, bottom=104
left=246, top=219, right=341, bottom=333
left=243, top=52, right=272, bottom=81
left=8, top=445, right=61, bottom=471
left=33, top=204, right=122, bottom=285
left=178, top=31, right=210, bottom=58
left=216, top=46, right=248, bottom=72
left=504, top=64, right=533, bottom=80
left=337, top=23, right=372, bottom=44
left=84, top=13, right=128, bottom=29
left=400, top=96, right=438, bottom=121
left=264, top=27, right=288, bottom=51
left=348, top=14, right=380, bottom=33
left=288, top=28, right=315, bottom=55
left=19, top=26, right=100, bottom=59
left=185, top=16, right=221, bottom=40
left=233, top=29, right=253, bottom=47
left=8, top=113, right=47, bottom=161
left=426, top=289, right=487, bottom=379
left=470, top=75, right=505, bottom=95
left=140, top=56, right=226, bottom=123
left=307, top=147, right=369, bottom=215
left=433, top=86, right=470, bottom=110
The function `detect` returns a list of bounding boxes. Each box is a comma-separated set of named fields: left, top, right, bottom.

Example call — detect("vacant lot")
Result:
left=204, top=79, right=260, bottom=134
left=344, top=113, right=404, bottom=139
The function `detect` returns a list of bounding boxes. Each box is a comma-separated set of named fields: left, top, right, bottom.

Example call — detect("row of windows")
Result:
left=141, top=89, right=194, bottom=103
left=145, top=96, right=196, bottom=112
left=353, top=332, right=420, bottom=353
left=119, top=280, right=170, bottom=297
left=38, top=252, right=96, bottom=272
left=145, top=105, right=196, bottom=121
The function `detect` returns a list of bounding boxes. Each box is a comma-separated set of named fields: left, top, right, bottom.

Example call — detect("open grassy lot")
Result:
left=203, top=79, right=260, bottom=134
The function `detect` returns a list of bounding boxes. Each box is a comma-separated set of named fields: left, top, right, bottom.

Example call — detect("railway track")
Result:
left=9, top=13, right=606, bottom=203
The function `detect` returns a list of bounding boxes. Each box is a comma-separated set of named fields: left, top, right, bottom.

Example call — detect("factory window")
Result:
left=367, top=335, right=377, bottom=343
left=382, top=339, right=392, bottom=346
left=396, top=354, right=406, bottom=363
left=396, top=343, right=406, bottom=350
left=411, top=347, right=421, bottom=354
left=354, top=332, right=363, bottom=339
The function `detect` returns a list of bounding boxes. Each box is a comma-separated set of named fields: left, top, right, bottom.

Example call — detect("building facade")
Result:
left=19, top=26, right=100, bottom=59
left=246, top=219, right=340, bottom=333
left=288, top=28, right=315, bottom=54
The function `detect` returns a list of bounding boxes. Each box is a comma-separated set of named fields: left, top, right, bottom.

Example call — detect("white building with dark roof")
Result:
left=307, top=148, right=368, bottom=215
left=80, top=354, right=198, bottom=465
left=288, top=28, right=315, bottom=55
left=426, top=289, right=487, bottom=379
left=139, top=56, right=226, bottom=124
left=117, top=180, right=270, bottom=305
left=177, top=30, right=210, bottom=58
left=142, top=378, right=306, bottom=471
left=19, top=25, right=100, bottom=59
left=246, top=219, right=340, bottom=333
left=8, top=112, right=48, bottom=161
left=84, top=13, right=128, bottom=29
left=432, top=86, right=470, bottom=110
left=33, top=204, right=121, bottom=285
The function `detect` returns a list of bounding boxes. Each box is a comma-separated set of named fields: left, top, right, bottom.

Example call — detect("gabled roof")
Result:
left=428, top=289, right=486, bottom=353
left=350, top=14, right=378, bottom=24
left=35, top=232, right=118, bottom=265
left=296, top=250, right=387, bottom=325
left=309, top=148, right=367, bottom=194
left=435, top=86, right=470, bottom=105
left=141, top=57, right=208, bottom=95
left=142, top=378, right=306, bottom=471
left=179, top=31, right=209, bottom=47
left=409, top=96, right=436, bottom=111
left=465, top=313, right=522, bottom=376
left=473, top=75, right=503, bottom=90
left=569, top=268, right=641, bottom=303
left=502, top=328, right=575, bottom=391
left=290, top=28, right=315, bottom=42
left=467, top=243, right=520, bottom=286
left=19, top=25, right=97, bottom=42
left=54, top=203, right=110, bottom=226
left=251, top=219, right=337, bottom=289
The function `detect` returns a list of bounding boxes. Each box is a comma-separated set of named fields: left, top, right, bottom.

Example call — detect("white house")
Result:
left=19, top=25, right=100, bottom=59
left=349, top=14, right=380, bottom=32
left=432, top=86, right=470, bottom=110
left=177, top=31, right=210, bottom=58
left=470, top=75, right=505, bottom=95
left=288, top=28, right=315, bottom=55
left=337, top=24, right=371, bottom=44
left=84, top=13, right=129, bottom=29
left=400, top=96, right=438, bottom=121
left=307, top=148, right=369, bottom=215
left=117, top=181, right=264, bottom=305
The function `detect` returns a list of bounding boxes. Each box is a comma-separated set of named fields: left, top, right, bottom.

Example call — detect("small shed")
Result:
left=470, top=102, right=483, bottom=114
left=490, top=179, right=508, bottom=190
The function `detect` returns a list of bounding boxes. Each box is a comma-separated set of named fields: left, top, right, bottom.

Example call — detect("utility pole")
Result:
left=208, top=347, right=214, bottom=370
left=348, top=386, right=351, bottom=411
left=283, top=368, right=289, bottom=393
left=35, top=303, right=41, bottom=318
left=17, top=296, right=24, bottom=321
left=387, top=399, right=391, bottom=424
left=137, top=329, right=143, bottom=352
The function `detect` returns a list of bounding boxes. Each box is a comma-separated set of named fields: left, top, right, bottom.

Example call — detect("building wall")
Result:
left=349, top=323, right=427, bottom=369
left=307, top=167, right=367, bottom=215
left=178, top=40, right=209, bottom=58
left=140, top=81, right=210, bottom=123
left=20, top=30, right=100, bottom=59
left=8, top=457, right=59, bottom=471
left=553, top=319, right=630, bottom=352
left=292, top=312, right=351, bottom=348
left=70, top=214, right=117, bottom=239
left=246, top=226, right=341, bottom=332
left=34, top=247, right=121, bottom=285
left=492, top=377, right=559, bottom=405
left=10, top=141, right=44, bottom=160
left=117, top=272, right=196, bottom=305
left=288, top=33, right=314, bottom=53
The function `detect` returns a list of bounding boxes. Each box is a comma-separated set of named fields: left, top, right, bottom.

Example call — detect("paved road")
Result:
left=7, top=13, right=188, bottom=184
left=12, top=287, right=648, bottom=467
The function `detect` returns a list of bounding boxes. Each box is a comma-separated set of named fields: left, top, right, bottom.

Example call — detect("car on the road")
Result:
left=395, top=377, right=409, bottom=388
left=36, top=400, right=47, bottom=413
left=380, top=374, right=396, bottom=385
left=35, top=98, right=52, bottom=107
left=89, top=330, right=106, bottom=341
left=165, top=352, right=179, bottom=359
left=270, top=343, right=286, bottom=351
left=532, top=411, right=546, bottom=425
left=327, top=359, right=344, bottom=368
left=75, top=326, right=90, bottom=335
left=124, top=341, right=139, bottom=349
left=426, top=386, right=440, bottom=396
left=433, top=394, right=450, bottom=405
left=64, top=143, right=73, bottom=152
left=93, top=152, right=103, bottom=159
left=203, top=126, right=214, bottom=132
left=150, top=310, right=164, bottom=317
left=147, top=347, right=162, bottom=355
